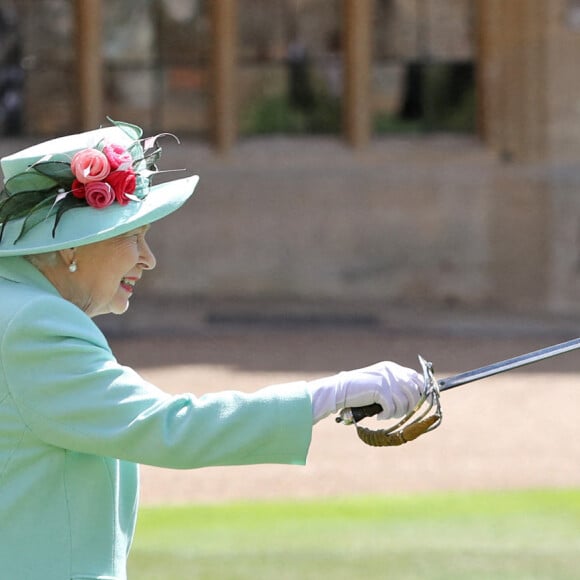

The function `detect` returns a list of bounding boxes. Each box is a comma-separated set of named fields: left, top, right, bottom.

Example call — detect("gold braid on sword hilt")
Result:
left=336, top=356, right=442, bottom=447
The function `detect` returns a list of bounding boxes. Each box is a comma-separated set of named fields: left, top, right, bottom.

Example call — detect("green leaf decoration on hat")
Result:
left=0, top=190, right=50, bottom=242
left=0, top=190, right=49, bottom=221
left=107, top=117, right=143, bottom=141
left=31, top=160, right=75, bottom=183
left=13, top=195, right=58, bottom=244
left=3, top=171, right=59, bottom=195
left=51, top=196, right=86, bottom=238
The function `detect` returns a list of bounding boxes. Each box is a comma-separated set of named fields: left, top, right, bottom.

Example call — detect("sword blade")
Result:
left=438, top=337, right=580, bottom=392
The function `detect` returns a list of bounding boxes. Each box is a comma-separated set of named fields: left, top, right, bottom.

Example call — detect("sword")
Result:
left=341, top=336, right=580, bottom=425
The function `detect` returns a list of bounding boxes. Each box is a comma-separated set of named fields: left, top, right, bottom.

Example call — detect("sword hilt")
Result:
left=336, top=355, right=435, bottom=425
left=335, top=403, right=382, bottom=424
left=336, top=356, right=442, bottom=447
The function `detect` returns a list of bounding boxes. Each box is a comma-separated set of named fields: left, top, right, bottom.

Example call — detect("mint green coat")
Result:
left=0, top=257, right=313, bottom=579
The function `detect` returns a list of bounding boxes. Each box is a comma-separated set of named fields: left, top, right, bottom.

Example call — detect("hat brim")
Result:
left=0, top=175, right=199, bottom=256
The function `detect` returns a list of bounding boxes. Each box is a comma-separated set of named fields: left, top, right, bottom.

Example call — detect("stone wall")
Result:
left=140, top=135, right=580, bottom=320
left=136, top=136, right=492, bottom=309
left=1, top=133, right=579, bottom=321
left=94, top=134, right=579, bottom=319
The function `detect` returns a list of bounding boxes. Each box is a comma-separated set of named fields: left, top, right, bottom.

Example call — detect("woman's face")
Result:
left=61, top=225, right=156, bottom=317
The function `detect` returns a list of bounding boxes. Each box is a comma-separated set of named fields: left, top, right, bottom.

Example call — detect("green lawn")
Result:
left=128, top=489, right=580, bottom=579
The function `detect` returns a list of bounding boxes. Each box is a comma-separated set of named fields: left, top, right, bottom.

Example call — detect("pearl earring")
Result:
left=68, top=260, right=77, bottom=273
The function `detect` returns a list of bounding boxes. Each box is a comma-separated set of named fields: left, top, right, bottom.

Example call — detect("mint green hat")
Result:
left=0, top=119, right=199, bottom=256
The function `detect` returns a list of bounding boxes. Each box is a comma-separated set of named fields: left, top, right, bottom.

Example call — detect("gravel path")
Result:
left=108, top=327, right=580, bottom=505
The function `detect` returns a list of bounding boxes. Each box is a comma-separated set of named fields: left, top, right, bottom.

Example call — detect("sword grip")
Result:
left=337, top=403, right=383, bottom=423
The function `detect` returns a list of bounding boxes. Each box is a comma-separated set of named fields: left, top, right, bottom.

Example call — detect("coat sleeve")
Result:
left=0, top=294, right=313, bottom=468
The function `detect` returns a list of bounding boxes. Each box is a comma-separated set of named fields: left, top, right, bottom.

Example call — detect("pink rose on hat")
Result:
left=70, top=142, right=137, bottom=207
left=102, top=142, right=133, bottom=170
left=70, top=148, right=111, bottom=184
left=84, top=181, right=115, bottom=209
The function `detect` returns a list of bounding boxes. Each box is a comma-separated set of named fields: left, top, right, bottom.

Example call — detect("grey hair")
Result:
left=24, top=251, right=60, bottom=269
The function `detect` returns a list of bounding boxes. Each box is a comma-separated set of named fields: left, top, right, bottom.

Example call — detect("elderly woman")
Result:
left=0, top=120, right=424, bottom=579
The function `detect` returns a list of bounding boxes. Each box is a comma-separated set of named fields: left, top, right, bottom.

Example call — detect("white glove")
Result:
left=307, top=361, right=424, bottom=424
